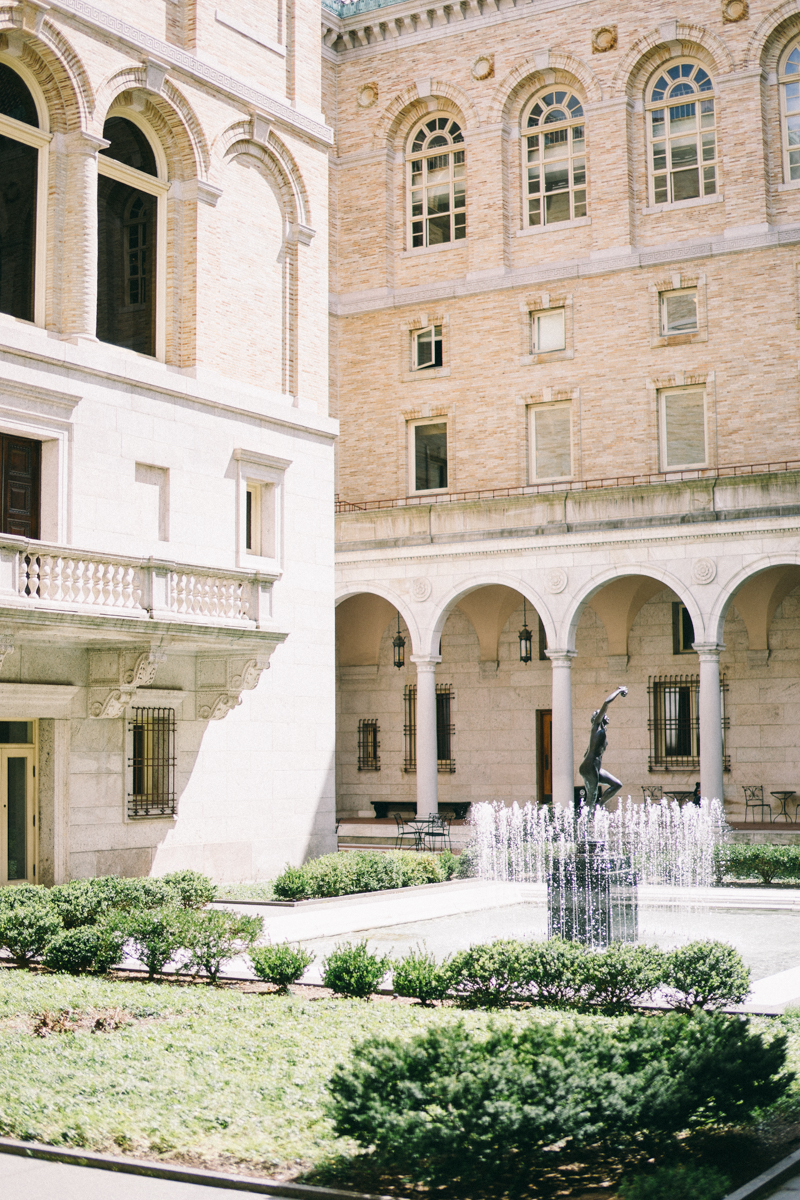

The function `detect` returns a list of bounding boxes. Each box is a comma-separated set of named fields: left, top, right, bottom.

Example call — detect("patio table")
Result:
left=771, top=791, right=796, bottom=823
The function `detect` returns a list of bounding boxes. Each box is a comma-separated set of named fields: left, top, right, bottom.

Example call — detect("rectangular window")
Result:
left=660, top=389, right=706, bottom=469
left=412, top=421, right=448, bottom=492
left=412, top=325, right=443, bottom=370
left=0, top=434, right=40, bottom=539
left=649, top=674, right=729, bottom=772
left=672, top=602, right=696, bottom=654
left=403, top=684, right=455, bottom=773
left=531, top=403, right=572, bottom=481
left=660, top=289, right=698, bottom=335
left=128, top=708, right=176, bottom=818
left=531, top=308, right=565, bottom=353
left=357, top=718, right=380, bottom=771
left=244, top=482, right=275, bottom=558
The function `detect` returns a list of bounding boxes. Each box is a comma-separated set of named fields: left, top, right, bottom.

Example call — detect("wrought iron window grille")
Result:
left=403, top=683, right=456, bottom=773
left=357, top=718, right=380, bottom=771
left=127, top=707, right=176, bottom=818
left=648, top=674, right=729, bottom=772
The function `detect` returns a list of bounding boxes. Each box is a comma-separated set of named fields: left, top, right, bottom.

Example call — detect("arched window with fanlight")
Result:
left=646, top=62, right=717, bottom=206
left=779, top=43, right=800, bottom=182
left=522, top=90, right=586, bottom=227
left=407, top=115, right=465, bottom=249
left=0, top=60, right=48, bottom=325
left=97, top=114, right=167, bottom=358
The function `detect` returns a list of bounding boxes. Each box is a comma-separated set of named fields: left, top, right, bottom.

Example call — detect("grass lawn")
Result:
left=1, top=970, right=799, bottom=1197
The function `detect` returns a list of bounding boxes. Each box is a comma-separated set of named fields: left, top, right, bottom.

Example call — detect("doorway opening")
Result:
left=0, top=720, right=37, bottom=885
left=537, top=709, right=552, bottom=803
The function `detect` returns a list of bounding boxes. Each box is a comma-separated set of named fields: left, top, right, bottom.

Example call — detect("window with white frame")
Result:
left=407, top=116, right=465, bottom=248
left=646, top=62, right=717, bottom=205
left=523, top=90, right=586, bottom=227
left=659, top=388, right=706, bottom=469
left=780, top=43, right=800, bottom=182
left=660, top=289, right=698, bottom=335
left=530, top=402, right=572, bottom=481
left=410, top=420, right=448, bottom=492
left=531, top=308, right=566, bottom=353
left=412, top=325, right=443, bottom=370
left=234, top=448, right=288, bottom=566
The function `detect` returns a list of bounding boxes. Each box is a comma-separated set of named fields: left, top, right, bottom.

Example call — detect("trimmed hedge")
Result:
left=250, top=943, right=314, bottom=991
left=42, top=923, right=126, bottom=976
left=717, top=843, right=800, bottom=885
left=272, top=850, right=459, bottom=900
left=327, top=1013, right=789, bottom=1191
left=322, top=941, right=391, bottom=998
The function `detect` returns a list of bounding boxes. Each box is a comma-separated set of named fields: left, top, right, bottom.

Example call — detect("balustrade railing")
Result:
left=0, top=540, right=274, bottom=627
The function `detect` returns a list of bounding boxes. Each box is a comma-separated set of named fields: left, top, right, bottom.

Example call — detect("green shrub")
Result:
left=160, top=869, right=216, bottom=909
left=49, top=880, right=106, bottom=928
left=272, top=851, right=451, bottom=901
left=716, top=843, right=800, bottom=885
left=322, top=941, right=390, bottom=998
left=579, top=943, right=664, bottom=1014
left=182, top=910, right=262, bottom=983
left=327, top=1013, right=789, bottom=1190
left=0, top=901, right=62, bottom=967
left=454, top=844, right=477, bottom=878
left=0, top=883, right=48, bottom=909
left=249, top=943, right=313, bottom=991
left=523, top=938, right=590, bottom=1009
left=663, top=940, right=751, bottom=1010
left=118, top=908, right=188, bottom=980
left=619, top=1164, right=730, bottom=1200
left=393, top=946, right=449, bottom=1006
left=446, top=940, right=532, bottom=1008
left=49, top=875, right=173, bottom=928
left=42, top=923, right=125, bottom=975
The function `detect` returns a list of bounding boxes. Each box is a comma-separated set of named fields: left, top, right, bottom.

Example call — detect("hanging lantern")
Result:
left=393, top=612, right=406, bottom=669
left=518, top=597, right=532, bottom=663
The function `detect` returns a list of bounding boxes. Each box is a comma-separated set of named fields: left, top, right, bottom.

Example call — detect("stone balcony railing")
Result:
left=0, top=537, right=277, bottom=629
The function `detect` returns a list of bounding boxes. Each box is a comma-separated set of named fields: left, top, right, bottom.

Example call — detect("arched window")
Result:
left=646, top=62, right=717, bottom=206
left=779, top=44, right=800, bottom=182
left=407, top=115, right=465, bottom=249
left=522, top=90, right=586, bottom=227
left=97, top=113, right=166, bottom=358
left=0, top=61, right=47, bottom=324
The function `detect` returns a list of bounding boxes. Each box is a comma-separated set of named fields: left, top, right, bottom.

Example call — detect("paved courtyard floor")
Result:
left=0, top=1154, right=250, bottom=1198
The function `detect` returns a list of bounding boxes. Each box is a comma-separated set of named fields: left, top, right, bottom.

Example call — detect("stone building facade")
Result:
left=0, top=0, right=336, bottom=884
left=326, top=0, right=800, bottom=823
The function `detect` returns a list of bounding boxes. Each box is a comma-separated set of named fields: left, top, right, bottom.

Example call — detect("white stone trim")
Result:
left=233, top=449, right=291, bottom=572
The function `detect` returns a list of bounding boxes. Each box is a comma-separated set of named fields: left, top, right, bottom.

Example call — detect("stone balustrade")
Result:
left=0, top=539, right=277, bottom=628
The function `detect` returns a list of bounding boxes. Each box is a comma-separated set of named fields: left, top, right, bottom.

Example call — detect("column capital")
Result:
left=410, top=654, right=441, bottom=670
left=56, top=130, right=111, bottom=157
left=693, top=642, right=725, bottom=660
left=545, top=649, right=576, bottom=665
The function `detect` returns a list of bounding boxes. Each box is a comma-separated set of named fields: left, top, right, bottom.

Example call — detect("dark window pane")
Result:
left=545, top=192, right=571, bottom=223
left=415, top=423, right=447, bottom=490
left=427, top=214, right=451, bottom=244
left=0, top=722, right=32, bottom=743
left=672, top=168, right=700, bottom=201
left=97, top=177, right=156, bottom=356
left=0, top=63, right=38, bottom=127
left=7, top=756, right=27, bottom=880
left=100, top=117, right=158, bottom=176
left=0, top=136, right=36, bottom=321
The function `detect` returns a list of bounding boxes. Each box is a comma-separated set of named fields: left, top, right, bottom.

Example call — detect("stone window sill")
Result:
left=520, top=349, right=574, bottom=365
left=401, top=367, right=451, bottom=382
left=777, top=180, right=800, bottom=192
left=651, top=332, right=707, bottom=348
left=642, top=194, right=724, bottom=216
left=516, top=217, right=591, bottom=237
left=401, top=241, right=466, bottom=259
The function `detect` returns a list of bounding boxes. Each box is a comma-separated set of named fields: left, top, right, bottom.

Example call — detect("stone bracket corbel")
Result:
left=89, top=645, right=167, bottom=718
left=197, top=652, right=276, bottom=721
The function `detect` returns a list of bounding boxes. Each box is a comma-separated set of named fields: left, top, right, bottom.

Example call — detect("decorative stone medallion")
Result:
left=411, top=576, right=432, bottom=602
left=545, top=567, right=568, bottom=594
left=357, top=83, right=378, bottom=108
left=592, top=25, right=618, bottom=53
left=722, top=0, right=748, bottom=22
left=692, top=557, right=717, bottom=585
left=471, top=55, right=494, bottom=81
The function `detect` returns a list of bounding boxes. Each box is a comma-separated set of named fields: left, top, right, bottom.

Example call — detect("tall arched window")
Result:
left=646, top=62, right=717, bottom=206
left=0, top=61, right=48, bottom=324
left=779, top=44, right=800, bottom=182
left=522, top=90, right=586, bottom=227
left=97, top=113, right=166, bottom=358
left=407, top=115, right=465, bottom=249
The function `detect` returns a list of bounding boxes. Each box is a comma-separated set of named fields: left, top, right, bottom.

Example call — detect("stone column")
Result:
left=695, top=643, right=725, bottom=803
left=411, top=654, right=440, bottom=819
left=59, top=131, right=109, bottom=340
left=546, top=650, right=576, bottom=810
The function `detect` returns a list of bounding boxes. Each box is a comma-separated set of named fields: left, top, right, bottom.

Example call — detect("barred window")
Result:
left=403, top=684, right=455, bottom=773
left=780, top=43, right=800, bottom=182
left=128, top=707, right=176, bottom=818
left=407, top=115, right=465, bottom=249
left=646, top=62, right=717, bottom=206
left=357, top=718, right=380, bottom=771
left=648, top=675, right=728, bottom=771
left=523, top=90, right=586, bottom=227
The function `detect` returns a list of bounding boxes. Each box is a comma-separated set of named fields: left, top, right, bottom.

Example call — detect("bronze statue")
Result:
left=579, top=686, right=628, bottom=808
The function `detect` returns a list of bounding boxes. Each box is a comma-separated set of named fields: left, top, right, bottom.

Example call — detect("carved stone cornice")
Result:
left=197, top=653, right=277, bottom=721
left=89, top=645, right=167, bottom=718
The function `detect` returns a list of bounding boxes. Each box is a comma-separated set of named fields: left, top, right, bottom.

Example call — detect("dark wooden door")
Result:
left=1, top=436, right=40, bottom=538
left=537, top=709, right=552, bottom=803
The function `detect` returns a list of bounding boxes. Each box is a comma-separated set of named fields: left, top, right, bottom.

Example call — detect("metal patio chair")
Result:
left=392, top=812, right=422, bottom=850
left=422, top=814, right=452, bottom=852
left=641, top=785, right=663, bottom=802
left=743, top=785, right=771, bottom=823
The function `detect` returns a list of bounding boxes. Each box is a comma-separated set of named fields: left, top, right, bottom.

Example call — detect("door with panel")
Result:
left=0, top=724, right=36, bottom=885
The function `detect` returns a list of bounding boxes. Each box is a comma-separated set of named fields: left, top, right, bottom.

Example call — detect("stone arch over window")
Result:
left=643, top=59, right=719, bottom=206
left=95, top=70, right=208, bottom=181
left=405, top=112, right=465, bottom=249
left=0, top=19, right=93, bottom=133
left=488, top=55, right=602, bottom=126
left=611, top=26, right=733, bottom=100
left=746, top=3, right=800, bottom=71
left=374, top=81, right=476, bottom=153
left=521, top=87, right=587, bottom=228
